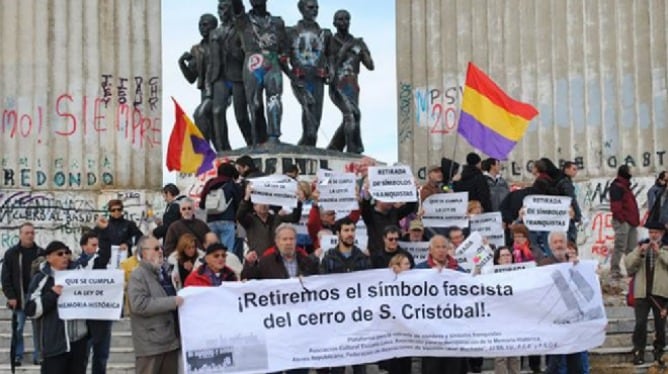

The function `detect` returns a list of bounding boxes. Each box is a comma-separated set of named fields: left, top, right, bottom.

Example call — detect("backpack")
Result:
left=204, top=187, right=232, bottom=214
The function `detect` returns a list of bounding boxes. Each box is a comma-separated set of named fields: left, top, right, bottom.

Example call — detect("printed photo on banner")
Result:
left=454, top=232, right=494, bottom=273
left=178, top=262, right=606, bottom=374
left=54, top=269, right=125, bottom=320
left=522, top=195, right=572, bottom=232
left=422, top=192, right=469, bottom=228
left=249, top=174, right=299, bottom=207
left=317, top=172, right=358, bottom=212
left=469, top=212, right=505, bottom=247
left=482, top=261, right=537, bottom=274
left=109, top=245, right=128, bottom=269
left=398, top=241, right=430, bottom=263
left=368, top=165, right=417, bottom=203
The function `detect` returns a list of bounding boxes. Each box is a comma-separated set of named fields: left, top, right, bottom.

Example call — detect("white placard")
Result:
left=454, top=232, right=494, bottom=273
left=482, top=261, right=537, bottom=274
left=54, top=269, right=124, bottom=320
left=249, top=175, right=298, bottom=207
left=179, top=262, right=606, bottom=374
left=470, top=212, right=505, bottom=247
left=523, top=195, right=572, bottom=232
left=295, top=202, right=311, bottom=236
left=109, top=245, right=127, bottom=269
left=318, top=172, right=358, bottom=212
left=320, top=234, right=368, bottom=252
left=368, top=166, right=417, bottom=203
left=397, top=241, right=430, bottom=263
left=422, top=192, right=469, bottom=228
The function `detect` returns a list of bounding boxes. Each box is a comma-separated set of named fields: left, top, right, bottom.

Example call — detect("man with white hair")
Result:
left=128, top=236, right=183, bottom=374
left=163, top=198, right=211, bottom=257
left=537, top=231, right=570, bottom=266
left=241, top=224, right=318, bottom=280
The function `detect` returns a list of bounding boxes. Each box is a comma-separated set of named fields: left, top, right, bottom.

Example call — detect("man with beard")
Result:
left=320, top=217, right=370, bottom=373
left=609, top=165, right=640, bottom=280
left=128, top=236, right=183, bottom=374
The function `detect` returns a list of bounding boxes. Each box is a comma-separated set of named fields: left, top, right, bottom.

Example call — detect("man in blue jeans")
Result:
left=1, top=223, right=43, bottom=366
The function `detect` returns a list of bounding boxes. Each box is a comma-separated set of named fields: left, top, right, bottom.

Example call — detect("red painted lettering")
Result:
left=55, top=94, right=76, bottom=136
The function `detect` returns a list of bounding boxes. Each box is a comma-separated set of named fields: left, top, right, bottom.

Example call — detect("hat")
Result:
left=409, top=220, right=424, bottom=231
left=428, top=165, right=442, bottom=173
left=466, top=152, right=482, bottom=166
left=440, top=157, right=460, bottom=181
left=45, top=241, right=71, bottom=255
left=645, top=221, right=666, bottom=231
left=205, top=243, right=228, bottom=256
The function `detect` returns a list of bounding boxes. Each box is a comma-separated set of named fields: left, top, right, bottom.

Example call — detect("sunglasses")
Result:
left=109, top=207, right=123, bottom=212
left=209, top=253, right=227, bottom=259
left=142, top=246, right=162, bottom=251
left=181, top=207, right=193, bottom=211
left=385, top=237, right=399, bottom=242
left=52, top=250, right=71, bottom=257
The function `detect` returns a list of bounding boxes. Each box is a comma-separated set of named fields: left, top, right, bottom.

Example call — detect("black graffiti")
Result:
left=584, top=180, right=646, bottom=206
left=510, top=151, right=666, bottom=176
left=2, top=168, right=114, bottom=188
left=251, top=157, right=329, bottom=176
left=0, top=192, right=103, bottom=226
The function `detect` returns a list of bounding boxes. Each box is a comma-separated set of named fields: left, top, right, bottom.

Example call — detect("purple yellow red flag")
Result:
left=457, top=62, right=539, bottom=160
left=166, top=97, right=216, bottom=176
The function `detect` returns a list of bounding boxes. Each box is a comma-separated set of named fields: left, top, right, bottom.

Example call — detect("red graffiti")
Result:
left=2, top=93, right=161, bottom=148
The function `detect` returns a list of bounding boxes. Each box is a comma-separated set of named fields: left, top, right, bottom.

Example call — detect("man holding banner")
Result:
left=25, top=241, right=88, bottom=374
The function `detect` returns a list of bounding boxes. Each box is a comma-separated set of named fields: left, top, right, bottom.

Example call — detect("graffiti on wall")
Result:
left=0, top=190, right=164, bottom=255
left=413, top=85, right=463, bottom=135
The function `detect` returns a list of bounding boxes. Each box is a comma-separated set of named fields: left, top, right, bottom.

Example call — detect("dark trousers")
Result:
left=379, top=357, right=412, bottom=374
left=545, top=353, right=584, bottom=374
left=468, top=357, right=483, bottom=372
left=528, top=355, right=541, bottom=370
left=633, top=296, right=667, bottom=353
left=86, top=320, right=113, bottom=374
left=330, top=365, right=366, bottom=374
left=422, top=357, right=464, bottom=374
left=41, top=338, right=87, bottom=374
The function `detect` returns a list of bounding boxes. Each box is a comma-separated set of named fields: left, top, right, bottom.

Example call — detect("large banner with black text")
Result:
left=178, top=262, right=606, bottom=374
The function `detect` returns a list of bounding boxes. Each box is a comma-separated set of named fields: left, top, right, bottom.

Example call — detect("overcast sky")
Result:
left=161, top=0, right=397, bottom=181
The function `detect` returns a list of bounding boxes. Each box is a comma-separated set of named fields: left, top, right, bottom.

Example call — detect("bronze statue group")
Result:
left=179, top=0, right=374, bottom=153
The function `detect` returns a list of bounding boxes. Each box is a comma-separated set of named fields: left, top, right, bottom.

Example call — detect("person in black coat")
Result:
left=94, top=200, right=143, bottom=258
left=153, top=184, right=183, bottom=239
left=453, top=153, right=492, bottom=212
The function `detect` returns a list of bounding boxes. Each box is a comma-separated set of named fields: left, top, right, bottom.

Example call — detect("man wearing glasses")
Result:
left=370, top=225, right=415, bottom=269
left=94, top=199, right=143, bottom=259
left=164, top=198, right=211, bottom=257
left=1, top=222, right=43, bottom=366
left=128, top=236, right=183, bottom=374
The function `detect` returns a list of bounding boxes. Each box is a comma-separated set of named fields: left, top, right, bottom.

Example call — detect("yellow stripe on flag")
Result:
left=179, top=114, right=205, bottom=173
left=461, top=86, right=531, bottom=142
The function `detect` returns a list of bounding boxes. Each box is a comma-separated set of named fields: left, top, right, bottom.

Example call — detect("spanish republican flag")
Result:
left=166, top=97, right=216, bottom=176
left=457, top=62, right=539, bottom=160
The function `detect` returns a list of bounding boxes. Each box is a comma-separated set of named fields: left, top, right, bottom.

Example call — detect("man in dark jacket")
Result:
left=72, top=231, right=113, bottom=374
left=153, top=184, right=183, bottom=239
left=1, top=222, right=43, bottom=366
left=454, top=152, right=492, bottom=212
left=360, top=195, right=417, bottom=255
left=320, top=218, right=371, bottom=374
left=556, top=161, right=583, bottom=243
left=609, top=165, right=640, bottom=279
left=25, top=241, right=88, bottom=374
left=371, top=226, right=415, bottom=269
left=242, top=223, right=318, bottom=279
left=482, top=157, right=509, bottom=212
left=237, top=183, right=303, bottom=257
left=199, top=162, right=242, bottom=256
left=164, top=198, right=211, bottom=257
left=94, top=199, right=143, bottom=258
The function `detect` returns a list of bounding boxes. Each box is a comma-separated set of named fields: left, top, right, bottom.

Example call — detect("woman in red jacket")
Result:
left=184, top=243, right=237, bottom=287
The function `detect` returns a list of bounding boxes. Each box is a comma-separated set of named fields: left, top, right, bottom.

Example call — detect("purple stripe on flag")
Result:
left=457, top=111, right=517, bottom=160
left=191, top=135, right=217, bottom=175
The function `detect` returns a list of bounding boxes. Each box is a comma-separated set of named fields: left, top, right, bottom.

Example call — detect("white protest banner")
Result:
left=398, top=241, right=430, bottom=263
left=318, top=172, right=358, bottom=212
left=178, top=262, right=606, bottom=374
left=249, top=175, right=298, bottom=207
left=482, top=261, right=537, bottom=274
left=54, top=269, right=124, bottom=320
left=320, top=234, right=368, bottom=252
left=523, top=195, right=572, bottom=232
left=454, top=232, right=494, bottom=273
left=368, top=165, right=417, bottom=203
left=422, top=192, right=469, bottom=228
left=470, top=212, right=505, bottom=247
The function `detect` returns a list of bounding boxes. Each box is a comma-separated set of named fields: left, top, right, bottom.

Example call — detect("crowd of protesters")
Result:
left=2, top=151, right=668, bottom=374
